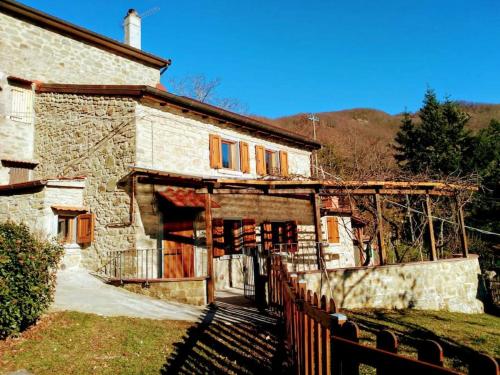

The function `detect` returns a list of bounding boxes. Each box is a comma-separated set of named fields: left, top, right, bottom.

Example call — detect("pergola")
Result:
left=129, top=167, right=478, bottom=303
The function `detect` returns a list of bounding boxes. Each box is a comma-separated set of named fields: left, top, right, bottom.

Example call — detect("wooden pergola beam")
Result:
left=204, top=191, right=215, bottom=304
left=374, top=192, right=387, bottom=265
left=425, top=194, right=437, bottom=261
left=312, top=193, right=324, bottom=268
left=456, top=197, right=469, bottom=258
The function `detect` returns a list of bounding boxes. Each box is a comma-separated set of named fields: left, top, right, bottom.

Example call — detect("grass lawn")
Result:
left=0, top=311, right=192, bottom=375
left=343, top=309, right=500, bottom=373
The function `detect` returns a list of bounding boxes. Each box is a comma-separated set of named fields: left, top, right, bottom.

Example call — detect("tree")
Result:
left=394, top=89, right=473, bottom=176
left=167, top=74, right=247, bottom=113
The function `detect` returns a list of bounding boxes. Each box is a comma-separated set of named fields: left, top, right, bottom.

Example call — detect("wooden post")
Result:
left=312, top=192, right=323, bottom=268
left=425, top=194, right=437, bottom=261
left=374, top=192, right=387, bottom=265
left=204, top=191, right=215, bottom=304
left=456, top=197, right=469, bottom=258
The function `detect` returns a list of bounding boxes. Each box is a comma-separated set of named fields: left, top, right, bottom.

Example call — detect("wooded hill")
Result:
left=264, top=103, right=500, bottom=177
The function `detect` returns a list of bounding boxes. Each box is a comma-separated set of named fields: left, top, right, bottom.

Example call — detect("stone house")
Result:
left=0, top=0, right=358, bottom=305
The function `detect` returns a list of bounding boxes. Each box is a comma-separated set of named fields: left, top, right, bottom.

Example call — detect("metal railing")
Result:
left=98, top=247, right=208, bottom=282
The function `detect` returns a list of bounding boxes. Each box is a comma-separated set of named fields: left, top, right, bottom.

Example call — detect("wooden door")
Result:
left=163, top=220, right=195, bottom=278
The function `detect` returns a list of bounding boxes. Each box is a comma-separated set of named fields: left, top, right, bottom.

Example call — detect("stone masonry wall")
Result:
left=123, top=279, right=207, bottom=306
left=34, top=93, right=137, bottom=269
left=0, top=12, right=160, bottom=85
left=298, top=255, right=484, bottom=313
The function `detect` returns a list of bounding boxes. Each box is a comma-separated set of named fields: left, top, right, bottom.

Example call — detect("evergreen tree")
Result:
left=394, top=89, right=472, bottom=176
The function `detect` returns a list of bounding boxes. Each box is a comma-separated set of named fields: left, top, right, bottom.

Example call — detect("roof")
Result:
left=158, top=188, right=221, bottom=209
left=35, top=83, right=322, bottom=150
left=51, top=205, right=88, bottom=213
left=0, top=177, right=86, bottom=193
left=0, top=0, right=170, bottom=69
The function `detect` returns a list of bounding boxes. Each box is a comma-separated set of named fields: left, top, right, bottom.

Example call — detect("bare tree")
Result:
left=168, top=74, right=248, bottom=114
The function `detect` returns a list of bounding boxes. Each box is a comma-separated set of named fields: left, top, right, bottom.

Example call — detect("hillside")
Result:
left=265, top=103, right=500, bottom=178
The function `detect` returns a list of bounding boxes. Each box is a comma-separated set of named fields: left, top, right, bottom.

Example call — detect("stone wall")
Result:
left=135, top=104, right=312, bottom=178
left=297, top=255, right=484, bottom=314
left=34, top=93, right=138, bottom=269
left=0, top=75, right=36, bottom=184
left=0, top=12, right=160, bottom=86
left=0, top=180, right=85, bottom=267
left=123, top=279, right=207, bottom=306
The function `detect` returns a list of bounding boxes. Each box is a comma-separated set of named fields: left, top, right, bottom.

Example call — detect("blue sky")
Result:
left=20, top=0, right=500, bottom=118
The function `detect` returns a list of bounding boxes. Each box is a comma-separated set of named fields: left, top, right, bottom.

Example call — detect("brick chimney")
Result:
left=124, top=9, right=141, bottom=49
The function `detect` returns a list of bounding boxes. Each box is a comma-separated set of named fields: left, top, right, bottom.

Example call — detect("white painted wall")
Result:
left=321, top=215, right=356, bottom=268
left=135, top=104, right=312, bottom=179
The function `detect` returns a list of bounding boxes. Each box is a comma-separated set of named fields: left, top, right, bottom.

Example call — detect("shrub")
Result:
left=0, top=222, right=63, bottom=338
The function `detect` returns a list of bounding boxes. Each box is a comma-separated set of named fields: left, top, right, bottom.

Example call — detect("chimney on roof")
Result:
left=124, top=9, right=141, bottom=49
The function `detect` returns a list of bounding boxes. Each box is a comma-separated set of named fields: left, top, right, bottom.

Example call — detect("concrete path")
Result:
left=51, top=268, right=203, bottom=321
left=162, top=291, right=287, bottom=374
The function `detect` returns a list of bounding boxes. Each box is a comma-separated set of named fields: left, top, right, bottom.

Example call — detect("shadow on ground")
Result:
left=162, top=292, right=287, bottom=375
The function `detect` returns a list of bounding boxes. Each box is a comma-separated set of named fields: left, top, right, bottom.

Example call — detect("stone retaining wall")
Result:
left=297, top=255, right=484, bottom=314
left=123, top=279, right=207, bottom=306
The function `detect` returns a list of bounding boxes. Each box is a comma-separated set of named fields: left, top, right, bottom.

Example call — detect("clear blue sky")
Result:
left=21, top=0, right=500, bottom=118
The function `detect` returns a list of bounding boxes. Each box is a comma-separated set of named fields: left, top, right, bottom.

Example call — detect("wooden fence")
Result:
left=268, top=254, right=499, bottom=375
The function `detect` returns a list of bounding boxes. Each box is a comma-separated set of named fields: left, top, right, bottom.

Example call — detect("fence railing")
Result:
left=268, top=253, right=499, bottom=375
left=97, top=247, right=208, bottom=282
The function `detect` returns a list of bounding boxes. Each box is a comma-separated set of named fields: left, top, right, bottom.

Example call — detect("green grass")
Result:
left=0, top=311, right=192, bottom=375
left=343, top=309, right=500, bottom=372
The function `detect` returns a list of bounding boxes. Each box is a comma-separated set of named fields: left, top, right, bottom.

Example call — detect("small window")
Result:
left=2, top=160, right=36, bottom=184
left=9, top=167, right=30, bottom=184
left=221, top=140, right=237, bottom=170
left=11, top=88, right=34, bottom=123
left=265, top=150, right=280, bottom=175
left=58, top=216, right=76, bottom=244
left=223, top=219, right=243, bottom=254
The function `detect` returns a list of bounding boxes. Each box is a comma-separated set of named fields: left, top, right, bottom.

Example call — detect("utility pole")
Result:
left=308, top=113, right=320, bottom=177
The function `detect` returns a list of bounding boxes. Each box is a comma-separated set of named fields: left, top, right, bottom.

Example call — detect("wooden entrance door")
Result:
left=163, top=220, right=195, bottom=278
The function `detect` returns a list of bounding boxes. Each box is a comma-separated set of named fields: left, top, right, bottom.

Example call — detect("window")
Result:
left=55, top=212, right=94, bottom=246
left=58, top=216, right=76, bottom=244
left=265, top=150, right=280, bottom=175
left=210, top=134, right=249, bottom=172
left=11, top=88, right=34, bottom=123
left=256, top=146, right=289, bottom=176
left=221, top=140, right=237, bottom=170
left=1, top=160, right=36, bottom=184
left=9, top=167, right=30, bottom=184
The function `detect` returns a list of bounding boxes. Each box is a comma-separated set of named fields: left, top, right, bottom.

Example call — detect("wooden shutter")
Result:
left=255, top=145, right=266, bottom=175
left=285, top=220, right=298, bottom=252
left=242, top=218, right=257, bottom=248
left=77, top=213, right=94, bottom=245
left=279, top=151, right=289, bottom=177
left=209, top=134, right=222, bottom=169
left=239, top=142, right=250, bottom=173
left=327, top=216, right=340, bottom=243
left=261, top=221, right=273, bottom=251
left=212, top=218, right=225, bottom=257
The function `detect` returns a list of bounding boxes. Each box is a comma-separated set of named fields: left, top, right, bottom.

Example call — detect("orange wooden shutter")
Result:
left=261, top=221, right=273, bottom=250
left=212, top=218, right=225, bottom=257
left=239, top=142, right=250, bottom=173
left=285, top=220, right=298, bottom=252
left=279, top=151, right=289, bottom=176
left=209, top=134, right=222, bottom=169
left=242, top=218, right=257, bottom=248
left=77, top=213, right=94, bottom=245
left=255, top=145, right=265, bottom=175
left=327, top=217, right=340, bottom=243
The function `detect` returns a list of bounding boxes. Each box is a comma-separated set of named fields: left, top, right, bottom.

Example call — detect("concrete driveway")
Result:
left=51, top=268, right=203, bottom=321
